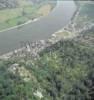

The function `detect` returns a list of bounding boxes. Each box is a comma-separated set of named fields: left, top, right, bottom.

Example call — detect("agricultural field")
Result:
left=0, top=0, right=56, bottom=31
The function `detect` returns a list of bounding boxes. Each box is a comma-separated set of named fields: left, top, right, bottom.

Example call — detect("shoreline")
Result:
left=0, top=39, right=55, bottom=59
left=0, top=17, right=42, bottom=33
left=0, top=26, right=79, bottom=60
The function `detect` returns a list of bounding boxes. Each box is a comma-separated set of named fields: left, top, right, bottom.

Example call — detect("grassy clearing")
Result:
left=0, top=5, right=38, bottom=30
left=55, top=31, right=76, bottom=39
left=37, top=4, right=52, bottom=16
left=0, top=8, right=22, bottom=22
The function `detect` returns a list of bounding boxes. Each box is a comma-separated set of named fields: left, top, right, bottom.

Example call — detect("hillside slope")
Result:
left=0, top=27, right=94, bottom=100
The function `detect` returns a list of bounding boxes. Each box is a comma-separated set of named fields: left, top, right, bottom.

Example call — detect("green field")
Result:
left=0, top=5, right=41, bottom=31
left=0, top=1, right=56, bottom=31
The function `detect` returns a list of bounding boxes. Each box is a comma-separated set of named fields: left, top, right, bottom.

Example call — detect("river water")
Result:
left=0, top=1, right=76, bottom=54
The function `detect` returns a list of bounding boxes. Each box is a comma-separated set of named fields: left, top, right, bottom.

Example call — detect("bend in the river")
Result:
left=0, top=1, right=77, bottom=54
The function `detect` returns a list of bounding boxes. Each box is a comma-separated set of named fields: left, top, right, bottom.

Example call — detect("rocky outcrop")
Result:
left=0, top=38, right=59, bottom=60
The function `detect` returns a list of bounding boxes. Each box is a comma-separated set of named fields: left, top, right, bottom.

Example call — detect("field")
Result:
left=0, top=1, right=55, bottom=31
left=37, top=4, right=52, bottom=16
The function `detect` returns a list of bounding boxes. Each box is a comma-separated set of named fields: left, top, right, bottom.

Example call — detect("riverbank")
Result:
left=0, top=39, right=56, bottom=59
left=50, top=4, right=80, bottom=40
left=0, top=27, right=79, bottom=60
left=0, top=17, right=40, bottom=33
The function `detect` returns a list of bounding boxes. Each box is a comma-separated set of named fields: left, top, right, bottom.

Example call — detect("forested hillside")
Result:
left=0, top=27, right=94, bottom=100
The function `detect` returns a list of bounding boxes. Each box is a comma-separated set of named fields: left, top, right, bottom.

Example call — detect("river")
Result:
left=0, top=1, right=76, bottom=54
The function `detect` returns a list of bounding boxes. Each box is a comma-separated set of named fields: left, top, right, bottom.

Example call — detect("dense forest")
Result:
left=0, top=27, right=94, bottom=100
